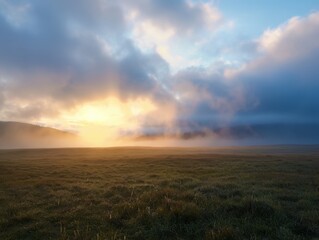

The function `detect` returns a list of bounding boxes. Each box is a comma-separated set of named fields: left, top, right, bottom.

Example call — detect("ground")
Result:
left=0, top=146, right=319, bottom=240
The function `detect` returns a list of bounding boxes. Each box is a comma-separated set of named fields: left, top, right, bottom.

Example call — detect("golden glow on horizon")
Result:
left=56, top=97, right=158, bottom=146
left=24, top=96, right=177, bottom=147
left=62, top=97, right=155, bottom=126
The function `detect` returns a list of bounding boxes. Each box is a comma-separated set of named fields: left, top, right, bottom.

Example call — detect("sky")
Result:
left=0, top=0, right=319, bottom=146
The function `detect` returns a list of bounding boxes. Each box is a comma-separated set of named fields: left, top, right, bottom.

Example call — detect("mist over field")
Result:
left=1, top=120, right=319, bottom=149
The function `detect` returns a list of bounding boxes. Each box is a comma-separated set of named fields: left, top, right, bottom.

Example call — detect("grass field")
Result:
left=0, top=146, right=319, bottom=240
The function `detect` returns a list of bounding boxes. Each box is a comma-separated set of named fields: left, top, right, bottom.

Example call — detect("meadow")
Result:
left=0, top=146, right=318, bottom=240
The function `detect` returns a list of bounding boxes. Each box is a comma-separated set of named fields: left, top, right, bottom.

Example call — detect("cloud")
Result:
left=134, top=12, right=319, bottom=144
left=126, top=0, right=224, bottom=71
left=238, top=13, right=319, bottom=118
left=125, top=0, right=222, bottom=35
left=0, top=1, right=318, bottom=146
left=222, top=13, right=319, bottom=143
left=259, top=13, right=319, bottom=60
left=0, top=0, right=174, bottom=123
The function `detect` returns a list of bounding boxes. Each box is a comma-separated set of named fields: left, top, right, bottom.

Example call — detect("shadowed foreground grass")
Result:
left=0, top=147, right=318, bottom=240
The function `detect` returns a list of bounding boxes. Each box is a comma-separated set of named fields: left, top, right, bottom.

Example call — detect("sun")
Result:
left=73, top=101, right=125, bottom=127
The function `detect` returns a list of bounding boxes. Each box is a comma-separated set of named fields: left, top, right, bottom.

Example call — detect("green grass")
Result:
left=0, top=147, right=318, bottom=240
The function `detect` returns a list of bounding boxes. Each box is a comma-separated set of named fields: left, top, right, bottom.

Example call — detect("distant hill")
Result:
left=0, top=121, right=79, bottom=149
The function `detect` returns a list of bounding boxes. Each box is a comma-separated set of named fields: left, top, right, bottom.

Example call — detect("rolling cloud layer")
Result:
left=0, top=0, right=318, bottom=146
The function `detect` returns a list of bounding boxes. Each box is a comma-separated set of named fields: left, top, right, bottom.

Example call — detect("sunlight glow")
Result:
left=58, top=97, right=157, bottom=146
